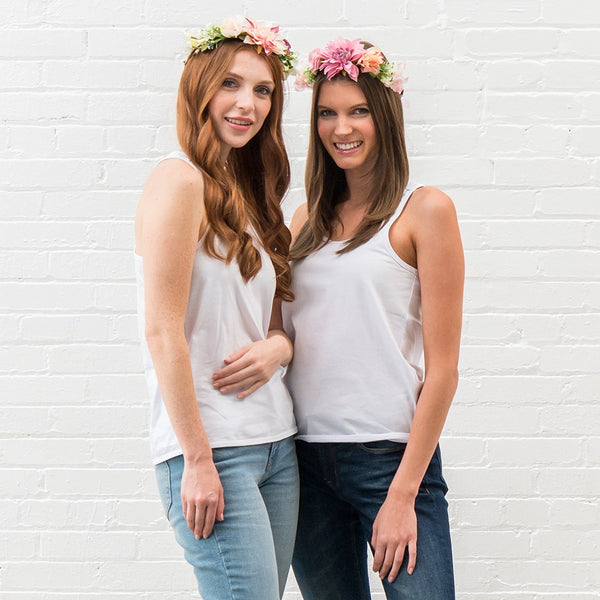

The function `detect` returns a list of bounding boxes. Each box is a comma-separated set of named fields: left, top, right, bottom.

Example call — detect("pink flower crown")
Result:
left=295, top=37, right=406, bottom=94
left=186, top=16, right=296, bottom=77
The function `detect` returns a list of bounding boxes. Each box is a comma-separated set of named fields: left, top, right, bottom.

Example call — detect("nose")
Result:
left=235, top=85, right=254, bottom=112
left=334, top=116, right=352, bottom=136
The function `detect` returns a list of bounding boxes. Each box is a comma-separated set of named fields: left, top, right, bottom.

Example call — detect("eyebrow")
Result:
left=225, top=71, right=274, bottom=86
left=317, top=103, right=368, bottom=110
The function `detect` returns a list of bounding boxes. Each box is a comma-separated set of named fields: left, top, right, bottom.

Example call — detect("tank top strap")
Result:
left=156, top=150, right=200, bottom=172
left=382, top=180, right=421, bottom=233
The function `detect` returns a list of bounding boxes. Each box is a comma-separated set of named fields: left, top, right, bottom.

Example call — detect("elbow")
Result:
left=145, top=321, right=185, bottom=356
left=424, top=365, right=459, bottom=398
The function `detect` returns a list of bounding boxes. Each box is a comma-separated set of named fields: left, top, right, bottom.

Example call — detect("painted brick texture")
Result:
left=1, top=1, right=598, bottom=598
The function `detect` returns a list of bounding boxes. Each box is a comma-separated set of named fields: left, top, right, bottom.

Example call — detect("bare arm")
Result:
left=136, top=159, right=224, bottom=538
left=371, top=188, right=464, bottom=582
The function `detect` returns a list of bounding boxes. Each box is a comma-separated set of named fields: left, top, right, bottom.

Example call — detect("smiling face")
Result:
left=208, top=49, right=275, bottom=160
left=316, top=78, right=378, bottom=179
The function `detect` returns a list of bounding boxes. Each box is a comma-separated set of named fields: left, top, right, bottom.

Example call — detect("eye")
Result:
left=256, top=85, right=273, bottom=96
left=354, top=107, right=370, bottom=115
left=318, top=109, right=334, bottom=118
left=222, top=78, right=237, bottom=88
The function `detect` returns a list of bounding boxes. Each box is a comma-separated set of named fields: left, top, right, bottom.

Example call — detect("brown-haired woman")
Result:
left=283, top=38, right=464, bottom=599
left=135, top=17, right=298, bottom=600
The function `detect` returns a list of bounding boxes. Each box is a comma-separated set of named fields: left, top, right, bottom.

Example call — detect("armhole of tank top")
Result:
left=156, top=150, right=200, bottom=173
left=382, top=182, right=421, bottom=274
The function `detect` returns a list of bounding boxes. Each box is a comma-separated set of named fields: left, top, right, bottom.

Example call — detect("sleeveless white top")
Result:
left=136, top=151, right=296, bottom=464
left=282, top=182, right=423, bottom=442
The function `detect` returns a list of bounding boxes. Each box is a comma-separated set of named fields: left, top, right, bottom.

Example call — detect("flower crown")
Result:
left=186, top=16, right=296, bottom=77
left=295, top=37, right=406, bottom=94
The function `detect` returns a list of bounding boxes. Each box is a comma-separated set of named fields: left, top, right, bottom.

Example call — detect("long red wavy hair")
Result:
left=177, top=39, right=293, bottom=301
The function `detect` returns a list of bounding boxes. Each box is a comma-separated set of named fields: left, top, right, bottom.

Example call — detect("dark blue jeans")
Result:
left=292, top=440, right=455, bottom=600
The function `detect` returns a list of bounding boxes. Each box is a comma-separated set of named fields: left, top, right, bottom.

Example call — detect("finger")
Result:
left=371, top=527, right=380, bottom=571
left=213, top=357, right=253, bottom=382
left=372, top=541, right=385, bottom=573
left=202, top=499, right=217, bottom=539
left=223, top=344, right=251, bottom=364
left=193, top=503, right=206, bottom=540
left=217, top=492, right=225, bottom=521
left=214, top=371, right=255, bottom=390
left=185, top=501, right=196, bottom=535
left=237, top=380, right=263, bottom=399
left=387, top=545, right=406, bottom=583
left=217, top=370, right=265, bottom=393
left=406, top=538, right=417, bottom=575
left=378, top=545, right=397, bottom=580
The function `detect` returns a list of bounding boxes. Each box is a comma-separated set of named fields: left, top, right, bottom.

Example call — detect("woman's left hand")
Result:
left=371, top=491, right=417, bottom=583
left=212, top=334, right=291, bottom=399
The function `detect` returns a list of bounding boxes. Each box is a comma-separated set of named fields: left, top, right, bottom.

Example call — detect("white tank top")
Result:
left=136, top=151, right=296, bottom=464
left=282, top=182, right=423, bottom=442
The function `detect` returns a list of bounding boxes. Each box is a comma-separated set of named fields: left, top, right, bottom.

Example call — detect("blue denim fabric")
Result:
left=292, top=440, right=455, bottom=600
left=155, top=436, right=299, bottom=600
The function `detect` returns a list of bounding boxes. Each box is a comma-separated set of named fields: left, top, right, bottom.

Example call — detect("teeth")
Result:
left=335, top=141, right=362, bottom=150
left=227, top=118, right=251, bottom=126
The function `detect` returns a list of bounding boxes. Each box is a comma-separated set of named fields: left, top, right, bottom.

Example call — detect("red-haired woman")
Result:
left=283, top=38, right=464, bottom=599
left=134, top=17, right=298, bottom=600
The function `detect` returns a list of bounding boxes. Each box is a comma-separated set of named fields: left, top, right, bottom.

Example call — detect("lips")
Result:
left=225, top=116, right=253, bottom=127
left=334, top=141, right=362, bottom=151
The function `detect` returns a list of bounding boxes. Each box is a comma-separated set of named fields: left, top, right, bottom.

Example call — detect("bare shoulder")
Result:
left=136, top=158, right=205, bottom=254
left=143, top=158, right=204, bottom=202
left=289, top=202, right=308, bottom=240
left=410, top=186, right=456, bottom=220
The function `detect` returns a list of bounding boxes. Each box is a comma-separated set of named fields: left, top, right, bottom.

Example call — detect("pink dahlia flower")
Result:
left=243, top=19, right=290, bottom=56
left=308, top=48, right=322, bottom=73
left=318, top=37, right=365, bottom=81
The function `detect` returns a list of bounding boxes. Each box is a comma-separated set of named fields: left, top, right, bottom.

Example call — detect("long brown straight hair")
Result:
left=177, top=39, right=293, bottom=300
left=291, top=47, right=409, bottom=261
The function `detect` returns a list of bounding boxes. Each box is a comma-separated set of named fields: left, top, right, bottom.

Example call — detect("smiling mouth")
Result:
left=334, top=141, right=362, bottom=150
left=225, top=117, right=253, bottom=126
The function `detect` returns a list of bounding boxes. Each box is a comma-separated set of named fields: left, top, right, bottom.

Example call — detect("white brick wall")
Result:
left=2, top=1, right=599, bottom=598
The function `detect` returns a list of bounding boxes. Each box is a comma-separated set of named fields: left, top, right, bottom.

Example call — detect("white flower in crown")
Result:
left=220, top=15, right=249, bottom=38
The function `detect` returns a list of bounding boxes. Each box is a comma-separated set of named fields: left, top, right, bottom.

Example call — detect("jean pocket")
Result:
left=357, top=440, right=407, bottom=455
left=155, top=460, right=173, bottom=521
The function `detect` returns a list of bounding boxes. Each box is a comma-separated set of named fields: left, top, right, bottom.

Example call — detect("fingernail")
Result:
left=195, top=534, right=200, bottom=540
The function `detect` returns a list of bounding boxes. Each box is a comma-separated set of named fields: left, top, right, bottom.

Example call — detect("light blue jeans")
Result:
left=155, top=436, right=299, bottom=600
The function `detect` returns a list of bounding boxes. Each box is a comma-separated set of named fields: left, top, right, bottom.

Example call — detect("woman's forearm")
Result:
left=388, top=367, right=458, bottom=499
left=266, top=328, right=293, bottom=367
left=146, top=329, right=212, bottom=460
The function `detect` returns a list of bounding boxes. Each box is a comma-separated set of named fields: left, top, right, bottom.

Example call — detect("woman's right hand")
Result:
left=181, top=457, right=225, bottom=539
